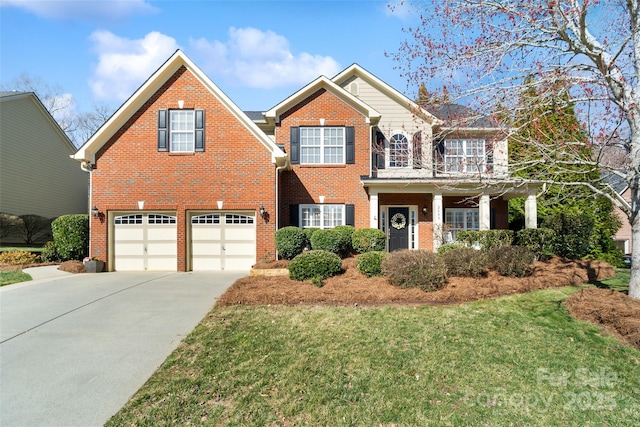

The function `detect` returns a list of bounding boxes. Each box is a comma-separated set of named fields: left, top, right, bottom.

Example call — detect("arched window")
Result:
left=389, top=133, right=409, bottom=168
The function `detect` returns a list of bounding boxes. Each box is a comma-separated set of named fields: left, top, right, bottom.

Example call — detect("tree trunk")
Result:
left=630, top=212, right=640, bottom=299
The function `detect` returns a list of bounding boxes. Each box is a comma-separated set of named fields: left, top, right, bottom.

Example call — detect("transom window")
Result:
left=148, top=214, right=177, bottom=224
left=225, top=214, right=255, bottom=224
left=300, top=127, right=345, bottom=164
left=445, top=208, right=479, bottom=241
left=444, top=139, right=485, bottom=173
left=389, top=133, right=409, bottom=168
left=170, top=110, right=195, bottom=152
left=191, top=214, right=220, bottom=224
left=300, top=204, right=345, bottom=229
left=114, top=214, right=142, bottom=225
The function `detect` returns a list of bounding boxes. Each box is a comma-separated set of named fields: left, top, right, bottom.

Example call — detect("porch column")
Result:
left=525, top=188, right=538, bottom=229
left=479, top=193, right=490, bottom=230
left=370, top=190, right=379, bottom=228
left=432, top=192, right=443, bottom=251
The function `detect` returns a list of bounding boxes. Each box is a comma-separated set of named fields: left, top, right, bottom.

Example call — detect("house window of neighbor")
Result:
left=300, top=127, right=345, bottom=164
left=445, top=208, right=479, bottom=241
left=300, top=204, right=345, bottom=229
left=444, top=139, right=485, bottom=173
left=170, top=110, right=195, bottom=152
left=389, top=133, right=409, bottom=167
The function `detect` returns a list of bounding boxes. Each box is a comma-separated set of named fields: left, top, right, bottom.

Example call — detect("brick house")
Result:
left=74, top=50, right=539, bottom=271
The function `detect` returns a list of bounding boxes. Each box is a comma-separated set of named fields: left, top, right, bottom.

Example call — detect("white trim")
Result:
left=299, top=204, right=345, bottom=229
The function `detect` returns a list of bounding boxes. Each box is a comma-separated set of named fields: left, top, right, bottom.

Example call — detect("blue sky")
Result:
left=0, top=0, right=419, bottom=114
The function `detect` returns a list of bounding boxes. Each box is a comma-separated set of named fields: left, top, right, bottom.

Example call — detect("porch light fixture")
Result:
left=422, top=205, right=428, bottom=216
left=259, top=205, right=266, bottom=218
left=91, top=206, right=99, bottom=218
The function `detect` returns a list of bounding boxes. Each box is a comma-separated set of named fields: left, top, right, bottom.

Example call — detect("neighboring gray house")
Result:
left=0, top=92, right=88, bottom=239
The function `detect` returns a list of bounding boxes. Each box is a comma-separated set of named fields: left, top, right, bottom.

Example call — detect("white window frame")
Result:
left=444, top=139, right=485, bottom=173
left=300, top=127, right=345, bottom=164
left=300, top=204, right=345, bottom=229
left=445, top=208, right=479, bottom=242
left=388, top=132, right=410, bottom=168
left=170, top=110, right=195, bottom=153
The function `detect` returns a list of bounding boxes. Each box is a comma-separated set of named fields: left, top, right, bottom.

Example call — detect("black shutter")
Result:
left=158, top=109, right=168, bottom=152
left=345, top=204, right=355, bottom=226
left=290, top=127, right=300, bottom=164
left=435, top=139, right=445, bottom=173
left=413, top=132, right=422, bottom=169
left=346, top=126, right=355, bottom=164
left=195, top=109, right=205, bottom=152
left=376, top=131, right=385, bottom=170
left=289, top=204, right=299, bottom=227
left=486, top=140, right=494, bottom=173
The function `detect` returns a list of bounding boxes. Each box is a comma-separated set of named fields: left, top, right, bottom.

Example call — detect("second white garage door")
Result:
left=191, top=212, right=256, bottom=270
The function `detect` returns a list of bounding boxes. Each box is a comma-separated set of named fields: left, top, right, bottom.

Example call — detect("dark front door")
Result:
left=388, top=207, right=409, bottom=252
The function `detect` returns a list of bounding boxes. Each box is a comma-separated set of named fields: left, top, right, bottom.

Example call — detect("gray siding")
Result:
left=0, top=94, right=88, bottom=218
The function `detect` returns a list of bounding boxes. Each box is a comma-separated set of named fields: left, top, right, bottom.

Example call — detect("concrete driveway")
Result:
left=0, top=269, right=245, bottom=427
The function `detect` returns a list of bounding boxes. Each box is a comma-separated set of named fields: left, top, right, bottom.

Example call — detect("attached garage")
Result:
left=190, top=212, right=256, bottom=270
left=113, top=213, right=177, bottom=271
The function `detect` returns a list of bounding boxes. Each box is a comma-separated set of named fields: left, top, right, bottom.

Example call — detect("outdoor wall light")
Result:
left=91, top=206, right=100, bottom=217
left=259, top=205, right=266, bottom=218
left=422, top=205, right=428, bottom=216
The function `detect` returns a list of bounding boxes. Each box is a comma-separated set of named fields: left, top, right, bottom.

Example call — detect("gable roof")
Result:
left=426, top=104, right=502, bottom=130
left=73, top=50, right=287, bottom=167
left=331, top=64, right=443, bottom=126
left=0, top=91, right=76, bottom=153
left=263, top=75, right=381, bottom=125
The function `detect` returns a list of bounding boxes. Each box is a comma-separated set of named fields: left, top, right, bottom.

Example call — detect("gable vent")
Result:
left=349, top=82, right=359, bottom=96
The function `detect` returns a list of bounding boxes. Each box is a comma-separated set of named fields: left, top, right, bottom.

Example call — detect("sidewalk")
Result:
left=22, top=264, right=73, bottom=280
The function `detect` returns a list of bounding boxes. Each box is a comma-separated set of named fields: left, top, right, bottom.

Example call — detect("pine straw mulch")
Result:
left=221, top=256, right=640, bottom=351
left=0, top=260, right=86, bottom=273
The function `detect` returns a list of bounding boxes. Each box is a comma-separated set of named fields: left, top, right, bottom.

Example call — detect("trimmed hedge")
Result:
left=352, top=228, right=386, bottom=253
left=288, top=250, right=342, bottom=285
left=310, top=228, right=352, bottom=258
left=441, top=247, right=488, bottom=277
left=332, top=225, right=355, bottom=257
left=382, top=249, right=447, bottom=292
left=437, top=243, right=466, bottom=254
left=356, top=251, right=388, bottom=277
left=51, top=214, right=89, bottom=261
left=456, top=230, right=514, bottom=251
left=275, top=226, right=307, bottom=260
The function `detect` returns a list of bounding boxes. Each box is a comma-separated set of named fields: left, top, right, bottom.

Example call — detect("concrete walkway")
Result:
left=0, top=270, right=245, bottom=427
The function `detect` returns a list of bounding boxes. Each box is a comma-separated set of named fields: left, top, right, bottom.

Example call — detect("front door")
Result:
left=388, top=207, right=409, bottom=252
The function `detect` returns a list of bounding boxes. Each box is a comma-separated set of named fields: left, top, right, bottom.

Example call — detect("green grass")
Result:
left=107, top=287, right=640, bottom=426
left=594, top=268, right=631, bottom=293
left=0, top=271, right=32, bottom=286
left=0, top=246, right=43, bottom=253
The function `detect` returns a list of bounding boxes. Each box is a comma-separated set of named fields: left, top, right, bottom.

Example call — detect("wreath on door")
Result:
left=391, top=212, right=407, bottom=230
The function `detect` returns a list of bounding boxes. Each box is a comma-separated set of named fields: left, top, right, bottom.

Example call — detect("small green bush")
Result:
left=356, top=251, right=388, bottom=277
left=310, top=229, right=348, bottom=257
left=303, top=228, right=317, bottom=248
left=543, top=212, right=594, bottom=260
left=487, top=246, right=535, bottom=277
left=352, top=228, right=386, bottom=253
left=456, top=230, right=514, bottom=251
left=515, top=228, right=554, bottom=261
left=332, top=225, right=355, bottom=257
left=40, top=241, right=60, bottom=262
left=289, top=250, right=342, bottom=284
left=437, top=243, right=466, bottom=254
left=441, top=247, right=488, bottom=277
left=382, top=250, right=447, bottom=292
left=51, top=214, right=89, bottom=261
left=275, top=226, right=307, bottom=260
left=0, top=250, right=39, bottom=265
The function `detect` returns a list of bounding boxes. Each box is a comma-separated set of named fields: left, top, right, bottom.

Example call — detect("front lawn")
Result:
left=0, top=271, right=32, bottom=286
left=107, top=287, right=640, bottom=426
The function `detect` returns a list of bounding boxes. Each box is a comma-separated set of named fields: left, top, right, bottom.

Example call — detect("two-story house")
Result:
left=73, top=50, right=539, bottom=271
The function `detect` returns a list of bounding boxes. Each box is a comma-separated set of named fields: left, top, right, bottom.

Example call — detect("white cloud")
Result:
left=189, top=27, right=341, bottom=89
left=1, top=0, right=157, bottom=22
left=89, top=30, right=179, bottom=101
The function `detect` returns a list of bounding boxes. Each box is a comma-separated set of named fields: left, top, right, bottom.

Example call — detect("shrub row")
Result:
left=276, top=226, right=385, bottom=260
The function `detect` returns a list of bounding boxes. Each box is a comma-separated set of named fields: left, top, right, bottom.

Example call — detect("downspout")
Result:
left=80, top=161, right=93, bottom=258
left=274, top=161, right=287, bottom=259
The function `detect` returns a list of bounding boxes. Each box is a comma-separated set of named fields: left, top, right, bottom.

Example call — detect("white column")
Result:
left=370, top=190, right=379, bottom=228
left=479, top=193, right=490, bottom=230
left=432, top=192, right=443, bottom=251
left=525, top=189, right=538, bottom=229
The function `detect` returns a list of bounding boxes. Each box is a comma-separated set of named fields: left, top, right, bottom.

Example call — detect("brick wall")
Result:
left=91, top=66, right=277, bottom=271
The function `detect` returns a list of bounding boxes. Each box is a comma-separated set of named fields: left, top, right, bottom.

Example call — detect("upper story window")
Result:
left=158, top=109, right=205, bottom=153
left=389, top=133, right=409, bottom=168
left=444, top=139, right=485, bottom=173
left=300, top=127, right=345, bottom=164
left=290, top=126, right=355, bottom=165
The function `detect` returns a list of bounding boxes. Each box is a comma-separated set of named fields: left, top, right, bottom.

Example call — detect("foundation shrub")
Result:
left=275, top=226, right=307, bottom=260
left=437, top=243, right=466, bottom=254
left=382, top=250, right=447, bottom=292
left=441, top=247, right=488, bottom=277
left=515, top=228, right=555, bottom=261
left=543, top=212, right=594, bottom=259
left=456, top=230, right=514, bottom=251
left=0, top=250, right=39, bottom=265
left=51, top=214, right=89, bottom=261
left=487, top=245, right=536, bottom=277
left=40, top=241, right=61, bottom=262
left=332, top=225, right=355, bottom=257
left=303, top=228, right=317, bottom=249
left=356, top=251, right=388, bottom=277
left=311, top=229, right=351, bottom=258
left=288, top=250, right=342, bottom=284
left=352, top=228, right=386, bottom=254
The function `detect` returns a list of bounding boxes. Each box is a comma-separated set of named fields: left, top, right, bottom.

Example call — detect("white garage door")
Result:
left=191, top=213, right=256, bottom=271
left=114, top=213, right=177, bottom=271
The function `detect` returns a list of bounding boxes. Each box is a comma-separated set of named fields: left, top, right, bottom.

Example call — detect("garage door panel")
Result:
left=194, top=227, right=222, bottom=240
left=224, top=242, right=255, bottom=256
left=114, top=242, right=145, bottom=256
left=192, top=257, right=223, bottom=271
left=191, top=213, right=255, bottom=271
left=114, top=213, right=176, bottom=271
left=192, top=242, right=222, bottom=255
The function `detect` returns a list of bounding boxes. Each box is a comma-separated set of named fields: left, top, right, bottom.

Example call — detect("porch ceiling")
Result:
left=360, top=177, right=542, bottom=197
